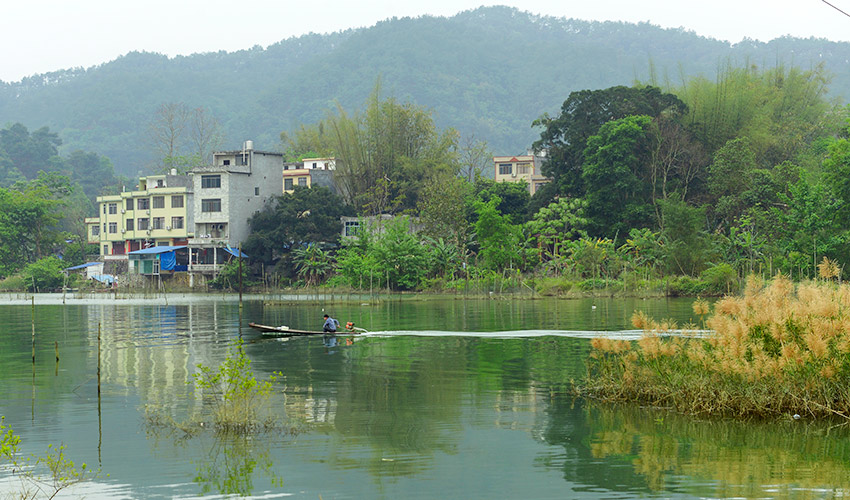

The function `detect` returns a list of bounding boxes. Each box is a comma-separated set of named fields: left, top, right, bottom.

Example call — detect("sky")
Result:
left=2, top=0, right=849, bottom=83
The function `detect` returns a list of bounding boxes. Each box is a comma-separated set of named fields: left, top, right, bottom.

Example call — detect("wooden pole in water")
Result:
left=97, top=322, right=101, bottom=397
left=55, top=341, right=59, bottom=362
left=238, top=243, right=243, bottom=307
left=31, top=296, right=35, bottom=364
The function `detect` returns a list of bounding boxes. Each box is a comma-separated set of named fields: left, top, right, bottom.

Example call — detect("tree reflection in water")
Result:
left=541, top=396, right=850, bottom=496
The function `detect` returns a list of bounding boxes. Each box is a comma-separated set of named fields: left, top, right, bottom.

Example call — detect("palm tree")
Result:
left=292, top=245, right=332, bottom=286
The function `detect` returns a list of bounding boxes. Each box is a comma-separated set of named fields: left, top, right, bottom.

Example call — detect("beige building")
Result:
left=493, top=153, right=550, bottom=195
left=92, top=172, right=193, bottom=259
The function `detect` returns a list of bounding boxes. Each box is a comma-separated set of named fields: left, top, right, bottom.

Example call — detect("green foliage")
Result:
left=700, top=263, right=738, bottom=294
left=371, top=218, right=429, bottom=290
left=192, top=340, right=280, bottom=432
left=0, top=181, right=65, bottom=277
left=525, top=197, right=588, bottom=262
left=417, top=173, right=473, bottom=246
left=581, top=115, right=655, bottom=235
left=1, top=416, right=98, bottom=498
left=473, top=178, right=531, bottom=224
left=659, top=199, right=712, bottom=276
left=292, top=244, right=333, bottom=286
left=0, top=274, right=26, bottom=291
left=208, top=260, right=252, bottom=290
left=245, top=186, right=352, bottom=266
left=473, top=196, right=524, bottom=271
left=22, top=257, right=65, bottom=292
left=533, top=85, right=686, bottom=201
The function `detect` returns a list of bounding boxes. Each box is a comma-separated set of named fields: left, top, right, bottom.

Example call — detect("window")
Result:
left=201, top=199, right=221, bottom=212
left=152, top=196, right=165, bottom=209
left=126, top=219, right=134, bottom=231
left=254, top=187, right=260, bottom=196
left=517, top=163, right=531, bottom=175
left=103, top=245, right=108, bottom=255
left=171, top=216, right=184, bottom=229
left=344, top=220, right=360, bottom=237
left=284, top=178, right=293, bottom=190
left=223, top=159, right=230, bottom=166
left=126, top=198, right=134, bottom=211
left=298, top=177, right=307, bottom=187
left=102, top=223, right=106, bottom=233
left=91, top=226, right=100, bottom=236
left=171, top=195, right=183, bottom=208
left=108, top=203, right=117, bottom=214
left=202, top=175, right=221, bottom=188
left=152, top=217, right=165, bottom=230
left=156, top=179, right=164, bottom=187
left=312, top=162, right=317, bottom=169
left=102, top=204, right=106, bottom=214
left=137, top=218, right=149, bottom=231
left=499, top=163, right=513, bottom=175
left=137, top=198, right=150, bottom=210
left=108, top=222, right=117, bottom=234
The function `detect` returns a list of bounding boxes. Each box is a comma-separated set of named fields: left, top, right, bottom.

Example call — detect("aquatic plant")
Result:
left=192, top=340, right=281, bottom=432
left=584, top=273, right=850, bottom=418
left=0, top=416, right=98, bottom=498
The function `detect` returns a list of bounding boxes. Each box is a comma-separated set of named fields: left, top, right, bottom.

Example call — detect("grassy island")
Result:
left=584, top=266, right=850, bottom=419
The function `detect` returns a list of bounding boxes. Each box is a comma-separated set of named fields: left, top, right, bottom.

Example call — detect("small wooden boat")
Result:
left=248, top=322, right=367, bottom=336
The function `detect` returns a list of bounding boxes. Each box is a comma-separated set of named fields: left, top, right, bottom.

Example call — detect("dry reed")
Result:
left=584, top=272, right=850, bottom=418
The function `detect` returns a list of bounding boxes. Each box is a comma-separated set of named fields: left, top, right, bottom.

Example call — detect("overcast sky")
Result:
left=2, top=0, right=848, bottom=82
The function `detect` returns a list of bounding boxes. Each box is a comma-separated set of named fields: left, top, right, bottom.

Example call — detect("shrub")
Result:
left=700, top=263, right=739, bottom=294
left=0, top=275, right=26, bottom=291
left=584, top=275, right=850, bottom=418
left=667, top=275, right=708, bottom=296
left=22, top=257, right=65, bottom=292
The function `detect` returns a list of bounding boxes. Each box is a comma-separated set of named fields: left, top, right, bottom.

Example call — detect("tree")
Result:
left=0, top=181, right=65, bottom=277
left=581, top=115, right=655, bottom=236
left=148, top=103, right=223, bottom=172
left=473, top=196, right=524, bottom=271
left=532, top=85, right=686, bottom=201
left=525, top=197, right=588, bottom=261
left=0, top=123, right=62, bottom=180
left=292, top=244, right=333, bottom=286
left=706, top=137, right=757, bottom=230
left=417, top=173, right=473, bottom=247
left=371, top=218, right=429, bottom=290
left=473, top=178, right=530, bottom=224
left=458, top=134, right=491, bottom=182
left=243, top=186, right=353, bottom=265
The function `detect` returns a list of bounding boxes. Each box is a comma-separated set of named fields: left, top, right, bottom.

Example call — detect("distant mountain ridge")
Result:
left=1, top=6, right=848, bottom=176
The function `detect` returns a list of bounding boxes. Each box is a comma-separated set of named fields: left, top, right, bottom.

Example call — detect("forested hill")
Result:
left=1, top=6, right=849, bottom=176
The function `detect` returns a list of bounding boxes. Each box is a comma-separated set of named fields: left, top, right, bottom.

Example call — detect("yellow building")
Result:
left=94, top=173, right=193, bottom=258
left=493, top=154, right=550, bottom=195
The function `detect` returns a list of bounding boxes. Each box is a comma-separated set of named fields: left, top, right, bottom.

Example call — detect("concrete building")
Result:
left=92, top=171, right=193, bottom=259
left=493, top=152, right=550, bottom=195
left=186, top=141, right=284, bottom=273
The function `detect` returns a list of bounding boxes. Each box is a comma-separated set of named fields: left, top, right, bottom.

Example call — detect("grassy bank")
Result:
left=583, top=272, right=850, bottom=419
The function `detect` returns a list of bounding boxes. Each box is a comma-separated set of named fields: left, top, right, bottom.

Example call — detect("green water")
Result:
left=1, top=295, right=849, bottom=498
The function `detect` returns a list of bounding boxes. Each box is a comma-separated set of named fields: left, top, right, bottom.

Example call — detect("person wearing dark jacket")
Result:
left=323, top=314, right=339, bottom=333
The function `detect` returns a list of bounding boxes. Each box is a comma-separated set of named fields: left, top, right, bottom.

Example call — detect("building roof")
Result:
left=128, top=245, right=188, bottom=255
left=64, top=262, right=101, bottom=271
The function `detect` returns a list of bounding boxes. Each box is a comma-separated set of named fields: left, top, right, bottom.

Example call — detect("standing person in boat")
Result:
left=323, top=314, right=339, bottom=333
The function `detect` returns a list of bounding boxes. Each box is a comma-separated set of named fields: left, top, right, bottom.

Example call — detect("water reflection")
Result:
left=540, top=397, right=850, bottom=497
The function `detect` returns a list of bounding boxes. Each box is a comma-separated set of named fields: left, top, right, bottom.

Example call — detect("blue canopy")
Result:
left=224, top=246, right=249, bottom=258
left=65, top=262, right=101, bottom=271
left=128, top=245, right=187, bottom=255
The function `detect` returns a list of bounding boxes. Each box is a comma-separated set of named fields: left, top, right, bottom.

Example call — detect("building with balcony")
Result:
left=93, top=171, right=193, bottom=259
left=187, top=141, right=283, bottom=273
left=493, top=153, right=550, bottom=195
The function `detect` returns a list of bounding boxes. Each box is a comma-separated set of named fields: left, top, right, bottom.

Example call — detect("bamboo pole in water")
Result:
left=31, top=296, right=35, bottom=363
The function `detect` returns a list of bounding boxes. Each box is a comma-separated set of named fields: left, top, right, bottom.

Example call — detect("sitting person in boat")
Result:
left=323, top=314, right=339, bottom=333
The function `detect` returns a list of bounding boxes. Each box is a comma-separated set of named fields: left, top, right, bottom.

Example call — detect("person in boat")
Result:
left=323, top=314, right=339, bottom=333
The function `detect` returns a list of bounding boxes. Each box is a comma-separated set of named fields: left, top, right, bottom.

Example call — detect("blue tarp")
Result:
left=160, top=251, right=176, bottom=271
left=65, top=262, right=101, bottom=271
left=128, top=245, right=187, bottom=255
left=224, top=246, right=249, bottom=258
left=91, top=274, right=115, bottom=285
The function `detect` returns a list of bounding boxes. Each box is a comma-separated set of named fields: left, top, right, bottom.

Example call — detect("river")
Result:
left=0, top=294, right=848, bottom=498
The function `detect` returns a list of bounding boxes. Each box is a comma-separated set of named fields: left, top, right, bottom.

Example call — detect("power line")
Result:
left=823, top=0, right=850, bottom=18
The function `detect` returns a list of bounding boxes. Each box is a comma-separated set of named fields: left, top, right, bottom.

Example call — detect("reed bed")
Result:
left=584, top=267, right=850, bottom=419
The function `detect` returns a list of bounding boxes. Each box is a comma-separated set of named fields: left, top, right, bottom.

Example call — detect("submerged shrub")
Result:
left=584, top=275, right=850, bottom=418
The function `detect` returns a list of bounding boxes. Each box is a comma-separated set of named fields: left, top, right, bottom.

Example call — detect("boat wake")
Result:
left=358, top=329, right=710, bottom=340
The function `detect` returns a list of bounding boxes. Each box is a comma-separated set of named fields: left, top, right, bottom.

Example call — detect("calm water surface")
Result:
left=1, top=295, right=849, bottom=499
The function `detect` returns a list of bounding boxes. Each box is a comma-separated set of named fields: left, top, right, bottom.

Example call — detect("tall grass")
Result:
left=584, top=269, right=850, bottom=418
